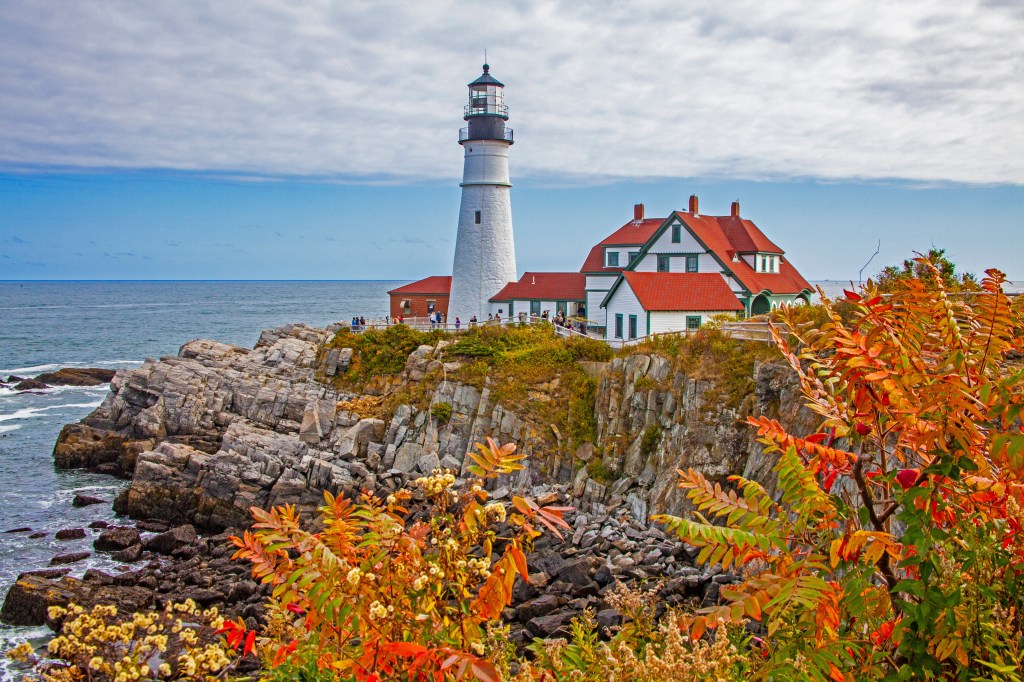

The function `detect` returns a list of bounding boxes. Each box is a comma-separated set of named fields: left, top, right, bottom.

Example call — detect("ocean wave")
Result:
left=0, top=363, right=62, bottom=377
left=1, top=360, right=142, bottom=378
left=0, top=400, right=104, bottom=423
left=0, top=424, right=20, bottom=434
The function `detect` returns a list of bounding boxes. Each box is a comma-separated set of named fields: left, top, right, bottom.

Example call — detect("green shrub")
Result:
left=429, top=401, right=453, bottom=423
left=586, top=459, right=615, bottom=485
left=639, top=424, right=662, bottom=458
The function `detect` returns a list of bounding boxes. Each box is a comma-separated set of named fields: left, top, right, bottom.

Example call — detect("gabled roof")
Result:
left=605, top=272, right=743, bottom=312
left=387, top=276, right=452, bottom=296
left=671, top=212, right=811, bottom=295
left=718, top=216, right=783, bottom=254
left=490, top=272, right=586, bottom=302
left=579, top=218, right=663, bottom=273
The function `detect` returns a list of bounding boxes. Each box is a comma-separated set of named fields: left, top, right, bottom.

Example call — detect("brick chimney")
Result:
left=688, top=194, right=699, bottom=215
left=633, top=203, right=644, bottom=220
left=731, top=200, right=740, bottom=217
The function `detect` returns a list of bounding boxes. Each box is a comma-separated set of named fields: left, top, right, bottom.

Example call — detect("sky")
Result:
left=0, top=0, right=1021, bottom=281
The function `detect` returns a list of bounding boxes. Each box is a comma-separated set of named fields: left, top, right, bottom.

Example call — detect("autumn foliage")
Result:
left=655, top=260, right=1024, bottom=679
left=228, top=438, right=570, bottom=681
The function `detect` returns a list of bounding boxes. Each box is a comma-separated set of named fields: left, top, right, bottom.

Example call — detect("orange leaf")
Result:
left=509, top=545, right=529, bottom=583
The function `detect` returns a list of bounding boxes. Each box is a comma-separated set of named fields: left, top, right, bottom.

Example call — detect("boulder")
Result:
left=144, top=524, right=197, bottom=555
left=94, top=527, right=141, bottom=552
left=55, top=528, right=86, bottom=541
left=111, top=544, right=143, bottom=563
left=71, top=494, right=106, bottom=508
left=49, top=551, right=90, bottom=566
left=34, top=368, right=116, bottom=386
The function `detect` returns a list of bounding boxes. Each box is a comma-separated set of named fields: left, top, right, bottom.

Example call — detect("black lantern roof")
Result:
left=468, top=63, right=504, bottom=87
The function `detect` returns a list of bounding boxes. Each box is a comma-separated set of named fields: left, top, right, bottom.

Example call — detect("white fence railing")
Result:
left=343, top=315, right=600, bottom=339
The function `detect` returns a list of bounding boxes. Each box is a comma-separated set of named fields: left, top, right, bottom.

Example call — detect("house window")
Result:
left=628, top=251, right=640, bottom=264
left=614, top=314, right=623, bottom=339
left=657, top=255, right=670, bottom=272
left=401, top=299, right=411, bottom=314
left=606, top=251, right=619, bottom=267
left=508, top=302, right=514, bottom=317
left=530, top=300, right=540, bottom=316
left=686, top=315, right=701, bottom=331
left=628, top=315, right=638, bottom=339
left=671, top=223, right=681, bottom=243
left=475, top=211, right=481, bottom=224
left=760, top=255, right=767, bottom=272
left=686, top=255, right=698, bottom=272
left=427, top=300, right=436, bottom=313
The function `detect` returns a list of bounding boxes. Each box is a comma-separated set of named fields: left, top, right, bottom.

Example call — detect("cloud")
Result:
left=8, top=235, right=28, bottom=243
left=0, top=1, right=1021, bottom=184
left=103, top=251, right=135, bottom=258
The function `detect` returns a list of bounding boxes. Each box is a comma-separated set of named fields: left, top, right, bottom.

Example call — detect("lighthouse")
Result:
left=447, top=63, right=518, bottom=322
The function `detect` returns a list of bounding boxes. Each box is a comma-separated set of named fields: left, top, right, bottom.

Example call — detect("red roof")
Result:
left=674, top=212, right=811, bottom=295
left=718, top=216, right=783, bottom=254
left=619, top=272, right=743, bottom=312
left=490, top=272, right=586, bottom=302
left=387, top=275, right=452, bottom=296
left=580, top=218, right=663, bottom=273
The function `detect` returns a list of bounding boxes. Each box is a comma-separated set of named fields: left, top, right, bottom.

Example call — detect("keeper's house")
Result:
left=489, top=271, right=586, bottom=319
left=590, top=196, right=812, bottom=341
left=387, top=276, right=451, bottom=319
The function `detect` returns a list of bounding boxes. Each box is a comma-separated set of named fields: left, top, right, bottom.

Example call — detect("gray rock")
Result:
left=95, top=527, right=141, bottom=552
left=144, top=525, right=197, bottom=555
left=50, top=552, right=90, bottom=566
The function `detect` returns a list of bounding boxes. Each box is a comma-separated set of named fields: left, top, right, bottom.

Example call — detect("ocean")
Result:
left=0, top=278, right=1020, bottom=675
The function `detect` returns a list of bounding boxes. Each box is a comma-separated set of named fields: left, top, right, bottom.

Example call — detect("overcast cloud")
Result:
left=0, top=0, right=1021, bottom=184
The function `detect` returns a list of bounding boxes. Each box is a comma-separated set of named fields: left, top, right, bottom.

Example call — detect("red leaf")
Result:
left=243, top=630, right=256, bottom=657
left=844, top=289, right=862, bottom=301
left=895, top=469, right=920, bottom=490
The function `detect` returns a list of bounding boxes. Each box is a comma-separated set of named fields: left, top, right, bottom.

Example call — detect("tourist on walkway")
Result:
left=455, top=317, right=461, bottom=330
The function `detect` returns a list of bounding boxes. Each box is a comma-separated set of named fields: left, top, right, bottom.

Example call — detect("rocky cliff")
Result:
left=53, top=323, right=812, bottom=533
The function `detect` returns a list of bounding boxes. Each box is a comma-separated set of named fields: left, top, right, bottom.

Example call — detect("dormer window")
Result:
left=606, top=251, right=619, bottom=267
left=671, top=223, right=681, bottom=243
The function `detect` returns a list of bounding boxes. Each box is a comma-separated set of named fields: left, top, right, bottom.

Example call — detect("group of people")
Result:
left=350, top=316, right=367, bottom=331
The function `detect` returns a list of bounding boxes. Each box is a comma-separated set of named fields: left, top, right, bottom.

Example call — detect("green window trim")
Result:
left=686, top=315, right=702, bottom=330
left=628, top=314, right=638, bottom=340
left=614, top=314, right=624, bottom=339
left=657, top=255, right=670, bottom=272
left=685, top=255, right=698, bottom=272
left=671, top=223, right=681, bottom=243
left=606, top=251, right=619, bottom=267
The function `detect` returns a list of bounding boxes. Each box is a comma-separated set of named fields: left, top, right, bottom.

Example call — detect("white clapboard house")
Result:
left=582, top=196, right=812, bottom=341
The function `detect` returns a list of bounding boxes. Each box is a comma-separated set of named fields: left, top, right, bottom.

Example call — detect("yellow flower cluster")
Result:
left=19, top=601, right=236, bottom=681
left=483, top=502, right=507, bottom=523
left=413, top=469, right=457, bottom=496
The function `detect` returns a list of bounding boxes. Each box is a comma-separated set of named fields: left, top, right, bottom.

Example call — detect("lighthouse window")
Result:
left=475, top=211, right=481, bottom=224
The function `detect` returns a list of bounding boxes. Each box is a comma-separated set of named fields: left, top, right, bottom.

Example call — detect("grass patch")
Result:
left=586, top=459, right=616, bottom=486
left=324, top=325, right=447, bottom=388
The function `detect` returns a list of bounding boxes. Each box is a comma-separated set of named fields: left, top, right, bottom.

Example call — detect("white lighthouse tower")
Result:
left=447, top=63, right=517, bottom=322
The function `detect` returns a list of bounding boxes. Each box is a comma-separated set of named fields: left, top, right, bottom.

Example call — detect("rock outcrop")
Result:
left=52, top=322, right=811, bottom=532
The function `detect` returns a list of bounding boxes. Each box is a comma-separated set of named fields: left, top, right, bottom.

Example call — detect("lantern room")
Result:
left=460, top=64, right=513, bottom=144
